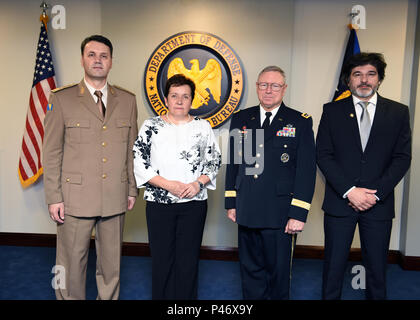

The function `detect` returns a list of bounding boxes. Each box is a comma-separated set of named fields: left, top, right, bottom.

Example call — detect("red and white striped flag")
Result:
left=18, top=20, right=56, bottom=188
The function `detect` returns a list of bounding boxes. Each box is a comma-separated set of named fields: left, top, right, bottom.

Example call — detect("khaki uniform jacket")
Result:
left=43, top=80, right=138, bottom=217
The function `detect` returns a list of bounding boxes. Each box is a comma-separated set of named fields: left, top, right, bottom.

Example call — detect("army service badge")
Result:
left=144, top=31, right=244, bottom=128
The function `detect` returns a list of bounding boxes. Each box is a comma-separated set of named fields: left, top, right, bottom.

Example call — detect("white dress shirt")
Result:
left=343, top=93, right=379, bottom=200
left=352, top=93, right=377, bottom=129
left=259, top=104, right=281, bottom=126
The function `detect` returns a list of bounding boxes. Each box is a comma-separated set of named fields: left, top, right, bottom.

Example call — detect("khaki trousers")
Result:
left=55, top=213, right=125, bottom=300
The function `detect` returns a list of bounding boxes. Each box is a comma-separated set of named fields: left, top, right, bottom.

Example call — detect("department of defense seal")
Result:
left=144, top=31, right=244, bottom=128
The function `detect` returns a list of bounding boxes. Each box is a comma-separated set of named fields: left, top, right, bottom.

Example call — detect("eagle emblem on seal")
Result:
left=167, top=58, right=222, bottom=110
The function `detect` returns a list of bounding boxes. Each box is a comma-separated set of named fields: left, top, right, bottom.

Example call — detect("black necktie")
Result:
left=94, top=90, right=106, bottom=117
left=262, top=111, right=272, bottom=129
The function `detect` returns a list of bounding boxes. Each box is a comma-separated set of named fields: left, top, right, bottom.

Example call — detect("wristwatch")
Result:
left=197, top=180, right=204, bottom=192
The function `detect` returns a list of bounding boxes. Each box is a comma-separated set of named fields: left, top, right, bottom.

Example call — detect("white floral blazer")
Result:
left=133, top=116, right=221, bottom=203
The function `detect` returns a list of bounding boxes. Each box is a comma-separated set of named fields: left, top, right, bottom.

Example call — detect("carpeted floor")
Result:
left=0, top=245, right=419, bottom=300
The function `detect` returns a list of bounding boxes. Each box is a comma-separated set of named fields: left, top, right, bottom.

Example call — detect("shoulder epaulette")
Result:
left=112, top=85, right=136, bottom=96
left=301, top=113, right=311, bottom=119
left=51, top=83, right=77, bottom=93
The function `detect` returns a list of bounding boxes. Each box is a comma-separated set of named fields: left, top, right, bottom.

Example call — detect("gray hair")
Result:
left=258, top=65, right=286, bottom=80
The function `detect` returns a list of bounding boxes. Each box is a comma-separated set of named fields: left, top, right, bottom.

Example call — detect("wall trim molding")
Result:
left=1, top=232, right=419, bottom=270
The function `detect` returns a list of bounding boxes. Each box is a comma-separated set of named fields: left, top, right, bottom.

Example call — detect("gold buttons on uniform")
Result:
left=284, top=144, right=288, bottom=148
left=102, top=174, right=107, bottom=179
left=66, top=178, right=70, bottom=182
left=102, top=142, right=107, bottom=147
left=102, top=125, right=107, bottom=130
left=259, top=144, right=263, bottom=148
left=255, top=163, right=260, bottom=169
left=76, top=123, right=80, bottom=127
left=256, top=153, right=261, bottom=158
left=102, top=158, right=107, bottom=163
left=253, top=174, right=258, bottom=179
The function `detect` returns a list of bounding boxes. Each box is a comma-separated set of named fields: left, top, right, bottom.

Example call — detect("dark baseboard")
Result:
left=0, top=232, right=419, bottom=270
left=399, top=253, right=420, bottom=270
left=292, top=245, right=401, bottom=265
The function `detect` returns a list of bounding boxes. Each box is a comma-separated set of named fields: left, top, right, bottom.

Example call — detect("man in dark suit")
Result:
left=225, top=66, right=316, bottom=299
left=316, top=52, right=412, bottom=300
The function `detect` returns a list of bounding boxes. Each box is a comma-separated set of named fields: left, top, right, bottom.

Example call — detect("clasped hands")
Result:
left=167, top=180, right=200, bottom=199
left=347, top=187, right=377, bottom=212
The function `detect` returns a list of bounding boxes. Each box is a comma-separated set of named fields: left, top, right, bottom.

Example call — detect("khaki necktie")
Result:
left=359, top=101, right=371, bottom=151
left=94, top=90, right=106, bottom=117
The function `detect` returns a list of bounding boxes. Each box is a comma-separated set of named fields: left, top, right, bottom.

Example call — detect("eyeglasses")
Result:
left=257, top=82, right=285, bottom=92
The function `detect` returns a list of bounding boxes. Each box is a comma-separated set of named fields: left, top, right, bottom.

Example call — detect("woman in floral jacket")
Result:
left=133, top=74, right=221, bottom=299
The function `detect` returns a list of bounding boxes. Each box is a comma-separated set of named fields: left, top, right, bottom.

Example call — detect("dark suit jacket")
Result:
left=316, top=95, right=411, bottom=220
left=225, top=104, right=316, bottom=228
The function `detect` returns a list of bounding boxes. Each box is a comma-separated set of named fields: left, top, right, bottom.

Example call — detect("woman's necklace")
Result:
left=166, top=113, right=191, bottom=125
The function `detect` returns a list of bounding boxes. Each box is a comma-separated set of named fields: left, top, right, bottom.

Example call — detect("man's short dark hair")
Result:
left=164, top=74, right=196, bottom=101
left=341, top=52, right=387, bottom=85
left=81, top=35, right=113, bottom=57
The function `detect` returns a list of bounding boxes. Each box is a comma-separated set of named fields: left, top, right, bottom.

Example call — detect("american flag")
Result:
left=18, top=22, right=56, bottom=188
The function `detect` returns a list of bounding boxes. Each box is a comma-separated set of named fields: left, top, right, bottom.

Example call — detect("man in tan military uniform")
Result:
left=43, top=35, right=138, bottom=300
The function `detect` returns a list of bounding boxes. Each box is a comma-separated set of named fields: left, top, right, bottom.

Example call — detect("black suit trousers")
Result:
left=146, top=200, right=207, bottom=300
left=238, top=225, right=295, bottom=300
left=322, top=212, right=392, bottom=300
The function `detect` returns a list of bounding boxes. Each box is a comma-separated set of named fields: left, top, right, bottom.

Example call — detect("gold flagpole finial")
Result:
left=39, top=1, right=49, bottom=31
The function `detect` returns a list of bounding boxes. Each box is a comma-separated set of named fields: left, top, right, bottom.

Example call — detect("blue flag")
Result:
left=332, top=27, right=360, bottom=101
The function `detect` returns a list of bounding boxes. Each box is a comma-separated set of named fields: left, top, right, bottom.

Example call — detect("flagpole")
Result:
left=40, top=1, right=49, bottom=31
left=18, top=1, right=57, bottom=188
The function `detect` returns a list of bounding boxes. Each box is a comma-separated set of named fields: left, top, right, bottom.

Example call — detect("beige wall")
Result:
left=402, top=0, right=420, bottom=257
left=100, top=0, right=295, bottom=245
left=0, top=0, right=418, bottom=254
left=289, top=0, right=417, bottom=249
left=0, top=0, right=101, bottom=235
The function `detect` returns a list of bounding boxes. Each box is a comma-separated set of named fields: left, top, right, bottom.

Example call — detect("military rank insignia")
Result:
left=277, top=124, right=296, bottom=137
left=47, top=104, right=53, bottom=111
